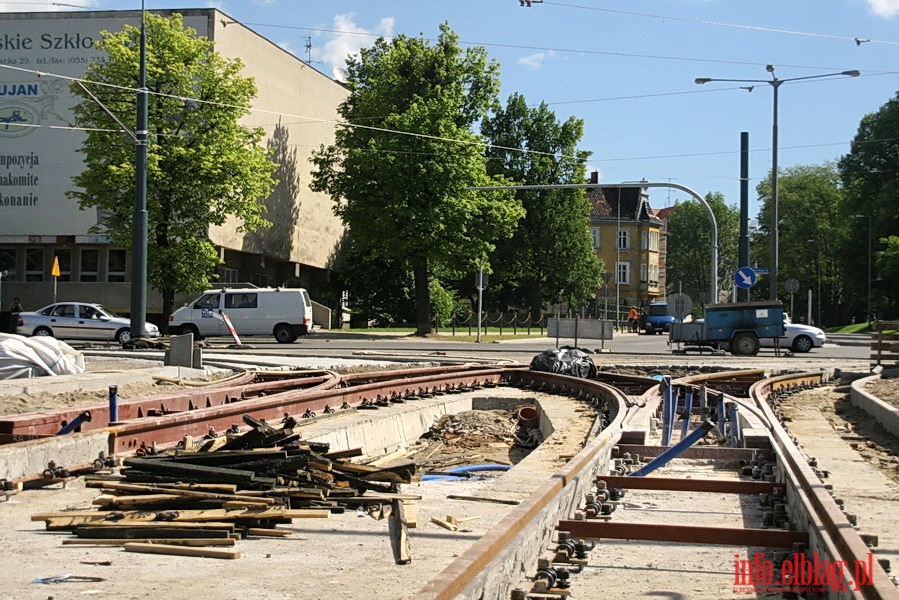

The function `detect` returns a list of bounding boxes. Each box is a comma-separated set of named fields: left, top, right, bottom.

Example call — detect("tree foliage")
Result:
left=480, top=93, right=601, bottom=316
left=310, top=23, right=524, bottom=335
left=754, top=164, right=847, bottom=324
left=665, top=192, right=738, bottom=307
left=839, top=92, right=899, bottom=320
left=69, top=13, right=277, bottom=318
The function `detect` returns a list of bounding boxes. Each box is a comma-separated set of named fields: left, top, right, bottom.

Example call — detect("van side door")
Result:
left=193, top=293, right=225, bottom=336
left=223, top=292, right=260, bottom=335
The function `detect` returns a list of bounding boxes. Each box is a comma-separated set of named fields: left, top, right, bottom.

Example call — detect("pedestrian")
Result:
left=9, top=296, right=23, bottom=333
left=628, top=305, right=639, bottom=333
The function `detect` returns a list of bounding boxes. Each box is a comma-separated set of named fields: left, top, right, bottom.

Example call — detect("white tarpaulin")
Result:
left=0, top=334, right=86, bottom=379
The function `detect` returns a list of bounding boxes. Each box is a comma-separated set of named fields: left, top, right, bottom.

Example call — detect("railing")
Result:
left=871, top=320, right=899, bottom=371
left=436, top=312, right=547, bottom=336
left=434, top=308, right=634, bottom=336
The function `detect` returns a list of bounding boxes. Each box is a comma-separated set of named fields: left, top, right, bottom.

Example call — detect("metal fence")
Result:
left=434, top=308, right=633, bottom=336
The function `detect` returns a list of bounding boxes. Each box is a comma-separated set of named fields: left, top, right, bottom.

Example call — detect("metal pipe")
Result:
left=726, top=401, right=742, bottom=447
left=109, top=385, right=119, bottom=423
left=629, top=419, right=716, bottom=477
left=680, top=387, right=694, bottom=440
left=660, top=376, right=673, bottom=446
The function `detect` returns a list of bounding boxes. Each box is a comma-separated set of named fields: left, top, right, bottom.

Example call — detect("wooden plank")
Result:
left=322, top=447, right=363, bottom=459
left=91, top=481, right=276, bottom=505
left=124, top=542, right=240, bottom=559
left=76, top=526, right=232, bottom=539
left=62, top=537, right=236, bottom=547
left=245, top=528, right=293, bottom=537
left=446, top=494, right=520, bottom=506
left=389, top=498, right=411, bottom=564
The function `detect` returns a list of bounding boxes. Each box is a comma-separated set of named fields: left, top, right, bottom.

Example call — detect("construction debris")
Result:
left=31, top=412, right=421, bottom=557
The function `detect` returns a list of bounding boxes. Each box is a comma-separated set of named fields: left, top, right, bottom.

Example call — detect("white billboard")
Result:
left=0, top=12, right=206, bottom=237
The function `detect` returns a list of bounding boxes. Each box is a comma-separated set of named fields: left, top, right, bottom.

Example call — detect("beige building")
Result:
left=0, top=9, right=347, bottom=322
left=586, top=177, right=667, bottom=314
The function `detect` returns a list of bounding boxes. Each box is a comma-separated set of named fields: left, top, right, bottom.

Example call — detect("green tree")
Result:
left=665, top=192, right=738, bottom=308
left=310, top=23, right=524, bottom=335
left=755, top=164, right=846, bottom=324
left=481, top=93, right=602, bottom=317
left=68, top=13, right=277, bottom=322
left=839, top=92, right=899, bottom=320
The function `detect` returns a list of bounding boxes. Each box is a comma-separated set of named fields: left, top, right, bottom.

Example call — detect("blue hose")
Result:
left=421, top=463, right=511, bottom=481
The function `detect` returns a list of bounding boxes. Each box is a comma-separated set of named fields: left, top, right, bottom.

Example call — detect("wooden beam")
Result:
left=124, top=542, right=240, bottom=559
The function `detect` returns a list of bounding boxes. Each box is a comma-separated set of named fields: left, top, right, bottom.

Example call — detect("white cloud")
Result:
left=315, top=13, right=395, bottom=70
left=868, top=0, right=899, bottom=17
left=0, top=1, right=98, bottom=11
left=517, top=50, right=555, bottom=70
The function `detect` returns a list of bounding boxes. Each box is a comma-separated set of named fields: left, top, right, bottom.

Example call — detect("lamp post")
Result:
left=615, top=189, right=621, bottom=331
left=855, top=214, right=872, bottom=323
left=696, top=66, right=859, bottom=302
left=130, top=0, right=149, bottom=340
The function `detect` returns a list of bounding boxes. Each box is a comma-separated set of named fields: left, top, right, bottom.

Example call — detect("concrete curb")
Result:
left=849, top=375, right=899, bottom=438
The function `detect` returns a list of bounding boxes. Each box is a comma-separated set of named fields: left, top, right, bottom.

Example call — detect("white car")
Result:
left=16, top=302, right=159, bottom=344
left=760, top=321, right=826, bottom=353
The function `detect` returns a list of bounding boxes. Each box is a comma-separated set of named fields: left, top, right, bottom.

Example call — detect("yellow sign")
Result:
left=51, top=256, right=61, bottom=277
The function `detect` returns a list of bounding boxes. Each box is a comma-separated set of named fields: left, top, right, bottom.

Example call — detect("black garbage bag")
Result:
left=529, top=346, right=597, bottom=378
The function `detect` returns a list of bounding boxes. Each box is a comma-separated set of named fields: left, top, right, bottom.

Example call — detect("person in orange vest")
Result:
left=628, top=306, right=639, bottom=332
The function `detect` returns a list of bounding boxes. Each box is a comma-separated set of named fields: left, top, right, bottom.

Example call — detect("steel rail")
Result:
left=749, top=372, right=899, bottom=599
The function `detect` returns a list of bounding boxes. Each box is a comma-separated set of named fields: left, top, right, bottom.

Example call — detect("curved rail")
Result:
left=4, top=364, right=896, bottom=599
left=749, top=372, right=898, bottom=599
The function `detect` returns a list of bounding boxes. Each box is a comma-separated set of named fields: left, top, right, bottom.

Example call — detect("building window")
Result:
left=108, top=249, right=126, bottom=282
left=25, top=248, right=44, bottom=281
left=220, top=267, right=239, bottom=283
left=590, top=228, right=600, bottom=249
left=650, top=230, right=659, bottom=252
left=0, top=248, right=15, bottom=280
left=80, top=248, right=99, bottom=282
left=250, top=273, right=275, bottom=287
left=641, top=230, right=648, bottom=250
left=617, top=261, right=630, bottom=285
left=617, top=229, right=628, bottom=250
left=640, top=263, right=648, bottom=282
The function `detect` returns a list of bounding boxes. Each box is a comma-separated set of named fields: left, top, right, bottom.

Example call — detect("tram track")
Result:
left=1, top=363, right=897, bottom=599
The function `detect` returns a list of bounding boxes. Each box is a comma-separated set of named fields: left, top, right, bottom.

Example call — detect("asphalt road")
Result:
left=167, top=329, right=872, bottom=373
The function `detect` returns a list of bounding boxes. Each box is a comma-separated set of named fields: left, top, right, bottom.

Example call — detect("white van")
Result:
left=169, top=287, right=313, bottom=343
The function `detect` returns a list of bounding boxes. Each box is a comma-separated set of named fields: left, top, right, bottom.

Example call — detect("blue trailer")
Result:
left=668, top=300, right=785, bottom=356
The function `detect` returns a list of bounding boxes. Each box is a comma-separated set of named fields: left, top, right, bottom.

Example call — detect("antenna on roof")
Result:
left=332, top=67, right=349, bottom=83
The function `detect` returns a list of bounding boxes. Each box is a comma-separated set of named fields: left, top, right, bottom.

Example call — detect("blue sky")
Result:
left=4, top=0, right=899, bottom=217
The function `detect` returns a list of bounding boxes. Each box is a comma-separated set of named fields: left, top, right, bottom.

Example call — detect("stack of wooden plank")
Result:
left=31, top=413, right=421, bottom=558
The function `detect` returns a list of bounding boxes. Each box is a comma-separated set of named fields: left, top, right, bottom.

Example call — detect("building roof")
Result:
left=587, top=186, right=659, bottom=223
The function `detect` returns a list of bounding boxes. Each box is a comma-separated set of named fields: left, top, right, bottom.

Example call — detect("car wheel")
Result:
left=115, top=328, right=132, bottom=345
left=183, top=324, right=202, bottom=340
left=731, top=332, right=760, bottom=356
left=33, top=326, right=54, bottom=337
left=274, top=324, right=296, bottom=344
left=791, top=335, right=814, bottom=353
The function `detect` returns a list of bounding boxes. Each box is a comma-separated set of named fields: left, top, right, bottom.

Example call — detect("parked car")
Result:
left=759, top=320, right=826, bottom=353
left=15, top=302, right=159, bottom=344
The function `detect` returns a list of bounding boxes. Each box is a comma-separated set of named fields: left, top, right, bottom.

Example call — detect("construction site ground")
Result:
left=0, top=355, right=897, bottom=599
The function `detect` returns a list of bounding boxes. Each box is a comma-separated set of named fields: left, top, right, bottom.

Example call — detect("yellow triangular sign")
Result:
left=51, top=256, right=61, bottom=277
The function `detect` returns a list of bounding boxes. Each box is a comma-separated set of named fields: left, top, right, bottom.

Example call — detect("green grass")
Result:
left=826, top=323, right=872, bottom=334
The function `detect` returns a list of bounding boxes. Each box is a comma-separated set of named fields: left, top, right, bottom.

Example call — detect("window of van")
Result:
left=195, top=294, right=220, bottom=309
left=225, top=293, right=257, bottom=309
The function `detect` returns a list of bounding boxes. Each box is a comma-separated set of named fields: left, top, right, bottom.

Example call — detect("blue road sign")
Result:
left=734, top=266, right=757, bottom=289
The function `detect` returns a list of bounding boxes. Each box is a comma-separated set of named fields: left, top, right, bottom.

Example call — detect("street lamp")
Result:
left=130, top=0, right=149, bottom=340
left=696, top=66, right=860, bottom=302
left=855, top=214, right=872, bottom=323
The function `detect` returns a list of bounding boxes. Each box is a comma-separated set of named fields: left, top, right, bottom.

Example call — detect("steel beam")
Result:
left=614, top=444, right=758, bottom=461
left=597, top=474, right=778, bottom=494
left=556, top=520, right=808, bottom=547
